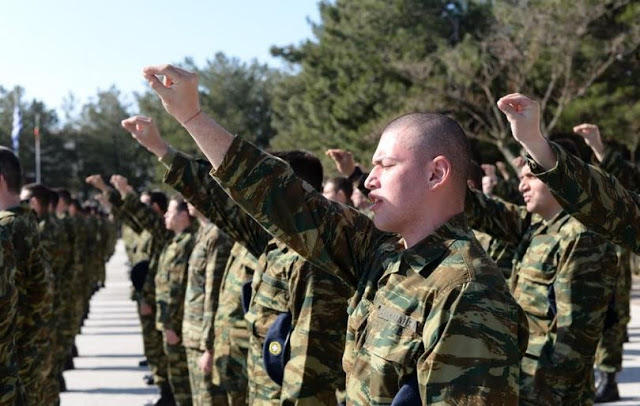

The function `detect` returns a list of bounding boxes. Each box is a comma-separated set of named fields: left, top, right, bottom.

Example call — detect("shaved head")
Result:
left=383, top=113, right=472, bottom=192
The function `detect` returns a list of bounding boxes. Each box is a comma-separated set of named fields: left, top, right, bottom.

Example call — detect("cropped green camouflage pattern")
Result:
left=182, top=222, right=231, bottom=350
left=162, top=149, right=352, bottom=404
left=207, top=136, right=528, bottom=405
left=0, top=205, right=52, bottom=405
left=155, top=228, right=195, bottom=333
left=530, top=142, right=640, bottom=254
left=0, top=225, right=22, bottom=406
left=466, top=188, right=618, bottom=404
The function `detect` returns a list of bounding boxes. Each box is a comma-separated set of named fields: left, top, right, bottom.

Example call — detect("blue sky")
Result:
left=1, top=0, right=320, bottom=115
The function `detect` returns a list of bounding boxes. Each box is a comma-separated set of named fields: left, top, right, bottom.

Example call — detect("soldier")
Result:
left=141, top=64, right=529, bottom=404
left=88, top=175, right=173, bottom=405
left=21, top=183, right=71, bottom=405
left=0, top=147, right=52, bottom=405
left=466, top=149, right=619, bottom=403
left=572, top=122, right=637, bottom=402
left=322, top=176, right=353, bottom=206
left=122, top=116, right=354, bottom=405
left=0, top=224, right=24, bottom=406
left=183, top=204, right=231, bottom=405
left=53, top=188, right=82, bottom=372
left=111, top=177, right=196, bottom=406
left=496, top=93, right=640, bottom=253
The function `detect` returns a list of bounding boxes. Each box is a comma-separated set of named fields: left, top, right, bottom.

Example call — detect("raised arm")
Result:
left=121, top=115, right=270, bottom=258
left=142, top=65, right=395, bottom=286
left=465, top=187, right=531, bottom=244
left=498, top=93, right=640, bottom=253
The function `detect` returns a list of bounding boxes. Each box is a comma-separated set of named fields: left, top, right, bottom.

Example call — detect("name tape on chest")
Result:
left=377, top=305, right=418, bottom=333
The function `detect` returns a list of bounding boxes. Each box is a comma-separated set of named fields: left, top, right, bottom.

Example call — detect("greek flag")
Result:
left=11, top=104, right=22, bottom=154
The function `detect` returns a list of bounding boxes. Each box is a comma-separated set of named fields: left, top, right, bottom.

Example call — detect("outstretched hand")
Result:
left=85, top=174, right=109, bottom=192
left=110, top=175, right=133, bottom=196
left=497, top=93, right=556, bottom=170
left=326, top=149, right=356, bottom=176
left=121, top=116, right=169, bottom=158
left=142, top=64, right=201, bottom=125
left=573, top=123, right=605, bottom=162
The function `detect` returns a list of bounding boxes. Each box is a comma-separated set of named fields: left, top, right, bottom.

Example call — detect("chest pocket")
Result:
left=359, top=304, right=422, bottom=403
left=250, top=273, right=290, bottom=338
left=513, top=236, right=559, bottom=320
left=344, top=298, right=372, bottom=375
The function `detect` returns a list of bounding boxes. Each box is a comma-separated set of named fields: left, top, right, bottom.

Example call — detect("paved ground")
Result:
left=60, top=240, right=640, bottom=405
left=60, top=240, right=158, bottom=406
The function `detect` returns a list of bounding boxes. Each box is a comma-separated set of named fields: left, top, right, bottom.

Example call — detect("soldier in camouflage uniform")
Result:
left=141, top=64, right=530, bottom=404
left=0, top=147, right=52, bottom=406
left=572, top=123, right=638, bottom=402
left=0, top=224, right=24, bottom=406
left=122, top=116, right=353, bottom=405
left=466, top=159, right=619, bottom=404
left=182, top=204, right=231, bottom=406
left=147, top=194, right=196, bottom=406
left=21, top=183, right=72, bottom=405
left=54, top=188, right=82, bottom=373
left=89, top=175, right=174, bottom=405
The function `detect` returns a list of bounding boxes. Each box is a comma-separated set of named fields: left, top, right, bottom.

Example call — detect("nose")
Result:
left=364, top=167, right=379, bottom=190
left=518, top=177, right=528, bottom=193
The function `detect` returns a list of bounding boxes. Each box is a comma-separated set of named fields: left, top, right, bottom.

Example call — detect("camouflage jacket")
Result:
left=155, top=227, right=195, bottom=333
left=182, top=222, right=231, bottom=350
left=207, top=137, right=529, bottom=405
left=599, top=146, right=640, bottom=190
left=120, top=192, right=173, bottom=306
left=0, top=224, right=21, bottom=406
left=466, top=188, right=618, bottom=403
left=0, top=205, right=52, bottom=392
left=37, top=214, right=71, bottom=326
left=529, top=142, right=640, bottom=254
left=161, top=149, right=352, bottom=403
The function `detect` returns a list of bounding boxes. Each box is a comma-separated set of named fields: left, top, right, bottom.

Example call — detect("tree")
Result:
left=399, top=0, right=640, bottom=164
left=270, top=0, right=492, bottom=169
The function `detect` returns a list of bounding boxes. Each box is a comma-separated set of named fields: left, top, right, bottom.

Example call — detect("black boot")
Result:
left=72, top=343, right=79, bottom=358
left=145, top=386, right=175, bottom=406
left=138, top=359, right=149, bottom=367
left=143, top=373, right=155, bottom=385
left=64, top=353, right=75, bottom=371
left=595, top=371, right=620, bottom=403
left=59, top=374, right=67, bottom=392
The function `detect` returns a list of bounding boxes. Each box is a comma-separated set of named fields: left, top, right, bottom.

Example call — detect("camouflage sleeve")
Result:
left=210, top=136, right=393, bottom=288
left=161, top=148, right=270, bottom=258
left=531, top=142, right=640, bottom=253
left=281, top=264, right=352, bottom=404
left=493, top=178, right=524, bottom=205
left=418, top=280, right=524, bottom=404
left=201, top=229, right=232, bottom=351
left=122, top=192, right=172, bottom=245
left=0, top=227, right=19, bottom=406
left=545, top=232, right=617, bottom=397
left=162, top=239, right=193, bottom=333
left=465, top=187, right=531, bottom=244
left=599, top=146, right=640, bottom=191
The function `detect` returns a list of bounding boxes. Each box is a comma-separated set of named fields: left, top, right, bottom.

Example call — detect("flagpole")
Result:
left=35, top=114, right=41, bottom=183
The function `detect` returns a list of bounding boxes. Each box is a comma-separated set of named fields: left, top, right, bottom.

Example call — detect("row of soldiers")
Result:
left=67, top=67, right=632, bottom=406
left=103, top=65, right=633, bottom=406
left=0, top=147, right=118, bottom=406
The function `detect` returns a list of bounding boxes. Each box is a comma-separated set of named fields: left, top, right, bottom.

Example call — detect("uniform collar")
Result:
left=396, top=212, right=469, bottom=276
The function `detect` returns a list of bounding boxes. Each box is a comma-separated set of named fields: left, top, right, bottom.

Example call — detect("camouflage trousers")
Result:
left=163, top=339, right=192, bottom=406
left=520, top=355, right=595, bottom=406
left=185, top=348, right=227, bottom=406
left=595, top=255, right=632, bottom=372
left=246, top=332, right=281, bottom=405
left=212, top=325, right=249, bottom=405
left=139, top=308, right=169, bottom=391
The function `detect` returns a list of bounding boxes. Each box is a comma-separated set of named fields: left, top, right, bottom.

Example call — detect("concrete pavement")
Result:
left=60, top=240, right=640, bottom=405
